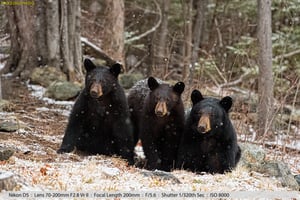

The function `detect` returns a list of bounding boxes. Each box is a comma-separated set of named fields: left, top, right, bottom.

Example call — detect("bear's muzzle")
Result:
left=197, top=114, right=211, bottom=133
left=155, top=101, right=168, bottom=117
left=90, top=83, right=103, bottom=98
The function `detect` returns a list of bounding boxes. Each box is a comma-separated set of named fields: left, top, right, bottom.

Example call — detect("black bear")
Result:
left=177, top=89, right=241, bottom=174
left=57, top=58, right=134, bottom=164
left=128, top=77, right=185, bottom=171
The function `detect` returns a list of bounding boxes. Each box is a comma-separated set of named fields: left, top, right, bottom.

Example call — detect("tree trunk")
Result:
left=190, top=0, right=207, bottom=84
left=2, top=0, right=83, bottom=82
left=3, top=4, right=37, bottom=78
left=102, top=0, right=125, bottom=69
left=156, top=0, right=170, bottom=75
left=257, top=0, right=274, bottom=137
left=182, top=0, right=193, bottom=82
left=60, top=0, right=83, bottom=81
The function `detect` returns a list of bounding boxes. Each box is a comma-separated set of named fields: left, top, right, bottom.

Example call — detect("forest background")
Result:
left=0, top=0, right=300, bottom=193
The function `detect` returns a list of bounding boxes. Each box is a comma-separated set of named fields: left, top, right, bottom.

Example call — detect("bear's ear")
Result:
left=173, top=82, right=185, bottom=95
left=110, top=63, right=122, bottom=77
left=219, top=96, right=232, bottom=112
left=148, top=77, right=159, bottom=91
left=84, top=58, right=96, bottom=72
left=191, top=89, right=204, bottom=105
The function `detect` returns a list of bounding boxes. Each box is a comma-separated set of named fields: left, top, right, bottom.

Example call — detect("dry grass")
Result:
left=0, top=78, right=299, bottom=196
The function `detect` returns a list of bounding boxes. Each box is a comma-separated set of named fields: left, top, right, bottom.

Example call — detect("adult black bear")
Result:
left=128, top=77, right=185, bottom=171
left=57, top=58, right=134, bottom=164
left=177, top=89, right=241, bottom=173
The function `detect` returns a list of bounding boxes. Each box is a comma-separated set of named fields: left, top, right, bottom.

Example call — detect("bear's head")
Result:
left=190, top=89, right=232, bottom=134
left=84, top=58, right=122, bottom=99
left=147, top=77, right=185, bottom=117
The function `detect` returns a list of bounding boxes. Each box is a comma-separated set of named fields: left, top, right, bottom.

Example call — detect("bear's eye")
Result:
left=195, top=113, right=200, bottom=117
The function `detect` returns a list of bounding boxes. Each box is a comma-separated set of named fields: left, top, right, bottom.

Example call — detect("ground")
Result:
left=0, top=77, right=300, bottom=198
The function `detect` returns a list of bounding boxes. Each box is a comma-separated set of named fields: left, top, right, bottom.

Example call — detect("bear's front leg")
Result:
left=57, top=123, right=79, bottom=153
left=161, top=131, right=181, bottom=171
left=207, top=147, right=236, bottom=174
left=112, top=117, right=135, bottom=165
left=57, top=100, right=86, bottom=154
left=140, top=127, right=162, bottom=170
left=57, top=118, right=83, bottom=153
left=220, top=143, right=237, bottom=172
left=143, top=141, right=162, bottom=170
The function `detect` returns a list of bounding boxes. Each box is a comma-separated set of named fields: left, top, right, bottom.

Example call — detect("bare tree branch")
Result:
left=81, top=37, right=115, bottom=65
left=213, top=63, right=227, bottom=83
left=274, top=49, right=300, bottom=60
left=0, top=36, right=9, bottom=44
left=214, top=18, right=223, bottom=48
left=219, top=70, right=252, bottom=88
left=127, top=54, right=148, bottom=74
left=125, top=0, right=162, bottom=44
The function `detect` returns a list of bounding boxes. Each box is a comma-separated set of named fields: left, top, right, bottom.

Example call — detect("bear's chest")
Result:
left=199, top=137, right=222, bottom=153
left=87, top=98, right=120, bottom=118
left=152, top=115, right=180, bottom=136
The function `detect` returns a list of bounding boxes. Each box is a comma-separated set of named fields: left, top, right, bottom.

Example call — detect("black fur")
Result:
left=177, top=89, right=241, bottom=173
left=57, top=59, right=134, bottom=164
left=128, top=77, right=185, bottom=171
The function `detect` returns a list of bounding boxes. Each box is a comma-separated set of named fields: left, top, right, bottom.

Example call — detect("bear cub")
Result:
left=128, top=77, right=185, bottom=171
left=177, top=89, right=241, bottom=174
left=57, top=58, right=134, bottom=164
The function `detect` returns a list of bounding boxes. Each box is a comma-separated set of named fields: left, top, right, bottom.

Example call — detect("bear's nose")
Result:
left=197, top=125, right=207, bottom=133
left=90, top=91, right=99, bottom=98
left=155, top=110, right=164, bottom=117
left=197, top=115, right=211, bottom=133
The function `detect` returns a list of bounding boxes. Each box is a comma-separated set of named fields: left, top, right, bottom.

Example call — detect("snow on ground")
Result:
left=0, top=79, right=299, bottom=199
left=0, top=155, right=293, bottom=192
left=26, top=83, right=73, bottom=117
left=26, top=83, right=74, bottom=106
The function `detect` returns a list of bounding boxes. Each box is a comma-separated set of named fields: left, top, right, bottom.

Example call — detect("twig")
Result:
left=219, top=70, right=252, bottom=88
left=163, top=69, right=177, bottom=80
left=127, top=54, right=148, bottom=74
left=214, top=18, right=223, bottom=48
left=165, top=32, right=177, bottom=77
left=0, top=36, right=9, bottom=44
left=226, top=87, right=252, bottom=95
left=206, top=70, right=220, bottom=87
left=274, top=49, right=300, bottom=60
left=127, top=3, right=158, bottom=15
left=287, top=77, right=300, bottom=136
left=125, top=0, right=162, bottom=44
left=243, top=140, right=300, bottom=153
left=213, top=63, right=227, bottom=84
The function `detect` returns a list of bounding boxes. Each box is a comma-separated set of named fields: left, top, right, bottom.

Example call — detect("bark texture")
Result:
left=190, top=0, right=208, bottom=84
left=102, top=0, right=125, bottom=68
left=257, top=0, right=274, bottom=137
left=3, top=0, right=82, bottom=81
left=157, top=0, right=170, bottom=74
left=182, top=0, right=193, bottom=82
